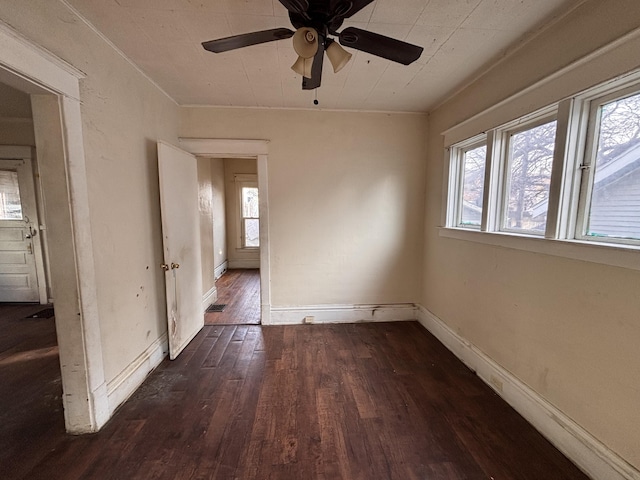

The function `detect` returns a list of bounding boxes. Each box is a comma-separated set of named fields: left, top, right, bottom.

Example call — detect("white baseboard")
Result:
left=106, top=333, right=168, bottom=415
left=416, top=305, right=639, bottom=480
left=228, top=259, right=259, bottom=269
left=202, top=285, right=218, bottom=312
left=214, top=261, right=228, bottom=280
left=269, top=303, right=417, bottom=325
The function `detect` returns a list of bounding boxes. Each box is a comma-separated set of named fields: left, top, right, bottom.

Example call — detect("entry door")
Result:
left=157, top=142, right=204, bottom=359
left=0, top=159, right=40, bottom=302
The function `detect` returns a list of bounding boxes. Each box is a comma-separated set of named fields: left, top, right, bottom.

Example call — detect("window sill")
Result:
left=438, top=227, right=640, bottom=271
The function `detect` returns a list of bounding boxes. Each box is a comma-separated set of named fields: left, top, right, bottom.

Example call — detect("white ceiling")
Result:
left=66, top=0, right=581, bottom=112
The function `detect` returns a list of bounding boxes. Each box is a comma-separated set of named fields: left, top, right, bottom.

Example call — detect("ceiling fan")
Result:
left=202, top=0, right=424, bottom=91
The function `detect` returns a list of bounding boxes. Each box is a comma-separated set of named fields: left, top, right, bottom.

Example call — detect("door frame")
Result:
left=0, top=21, right=108, bottom=432
left=178, top=138, right=272, bottom=324
left=0, top=147, right=48, bottom=304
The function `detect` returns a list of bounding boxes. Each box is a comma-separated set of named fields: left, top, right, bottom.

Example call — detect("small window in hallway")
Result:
left=241, top=186, right=259, bottom=247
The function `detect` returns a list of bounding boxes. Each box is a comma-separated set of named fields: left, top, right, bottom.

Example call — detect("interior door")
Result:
left=157, top=142, right=204, bottom=359
left=0, top=159, right=40, bottom=302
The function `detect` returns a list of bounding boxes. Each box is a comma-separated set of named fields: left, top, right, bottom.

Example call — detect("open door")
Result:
left=0, top=156, right=45, bottom=303
left=157, top=142, right=204, bottom=360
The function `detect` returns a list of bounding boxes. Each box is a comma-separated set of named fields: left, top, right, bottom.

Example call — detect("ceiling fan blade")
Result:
left=343, top=0, right=375, bottom=18
left=202, top=28, right=294, bottom=53
left=302, top=39, right=324, bottom=90
left=339, top=27, right=423, bottom=65
left=278, top=0, right=310, bottom=15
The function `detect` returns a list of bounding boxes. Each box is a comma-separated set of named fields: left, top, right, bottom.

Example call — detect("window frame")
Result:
left=442, top=68, right=640, bottom=263
left=447, top=134, right=487, bottom=230
left=234, top=174, right=259, bottom=250
left=574, top=84, right=640, bottom=246
left=497, top=113, right=558, bottom=236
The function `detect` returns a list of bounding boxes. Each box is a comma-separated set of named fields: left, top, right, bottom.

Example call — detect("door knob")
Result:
left=171, top=263, right=180, bottom=269
left=161, top=264, right=169, bottom=271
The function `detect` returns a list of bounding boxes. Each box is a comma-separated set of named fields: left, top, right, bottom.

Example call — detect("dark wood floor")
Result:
left=205, top=269, right=260, bottom=325
left=0, top=303, right=64, bottom=480
left=1, top=312, right=589, bottom=479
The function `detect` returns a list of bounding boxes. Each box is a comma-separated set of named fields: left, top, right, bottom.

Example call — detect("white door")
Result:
left=157, top=142, right=204, bottom=359
left=0, top=159, right=41, bottom=302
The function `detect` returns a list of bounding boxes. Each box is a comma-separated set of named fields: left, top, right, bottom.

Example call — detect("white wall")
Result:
left=423, top=0, right=640, bottom=472
left=211, top=157, right=227, bottom=273
left=181, top=108, right=428, bottom=308
left=0, top=0, right=180, bottom=406
left=197, top=157, right=215, bottom=296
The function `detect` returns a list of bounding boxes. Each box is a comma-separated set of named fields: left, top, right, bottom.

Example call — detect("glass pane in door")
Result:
left=0, top=170, right=23, bottom=220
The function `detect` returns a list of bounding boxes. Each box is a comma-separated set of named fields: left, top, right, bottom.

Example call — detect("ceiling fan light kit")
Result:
left=326, top=40, right=352, bottom=73
left=201, top=0, right=424, bottom=93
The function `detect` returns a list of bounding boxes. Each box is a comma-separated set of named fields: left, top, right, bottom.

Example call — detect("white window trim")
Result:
left=446, top=134, right=486, bottom=230
left=441, top=69, right=640, bottom=270
left=235, top=174, right=259, bottom=250
left=495, top=108, right=558, bottom=236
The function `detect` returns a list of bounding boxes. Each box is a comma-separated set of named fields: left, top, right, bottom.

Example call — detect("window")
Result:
left=234, top=173, right=260, bottom=250
left=241, top=186, right=259, bottom=247
left=577, top=88, right=640, bottom=242
left=449, top=137, right=487, bottom=229
left=502, top=119, right=557, bottom=234
left=444, top=69, right=640, bottom=252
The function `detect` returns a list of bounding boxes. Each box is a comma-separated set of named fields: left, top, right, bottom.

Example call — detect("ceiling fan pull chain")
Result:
left=314, top=89, right=319, bottom=106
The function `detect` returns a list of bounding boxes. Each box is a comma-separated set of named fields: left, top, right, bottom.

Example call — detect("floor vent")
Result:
left=206, top=304, right=227, bottom=313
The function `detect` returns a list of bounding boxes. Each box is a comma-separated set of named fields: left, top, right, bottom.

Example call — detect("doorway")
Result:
left=209, top=158, right=260, bottom=326
left=179, top=139, right=272, bottom=325
left=1, top=22, right=108, bottom=433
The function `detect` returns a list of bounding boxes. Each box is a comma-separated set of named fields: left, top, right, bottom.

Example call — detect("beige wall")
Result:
left=0, top=1, right=180, bottom=385
left=180, top=108, right=428, bottom=306
left=0, top=82, right=35, bottom=146
left=0, top=120, right=35, bottom=146
left=423, top=0, right=640, bottom=470
left=224, top=157, right=258, bottom=269
left=211, top=157, right=227, bottom=272
left=197, top=157, right=215, bottom=296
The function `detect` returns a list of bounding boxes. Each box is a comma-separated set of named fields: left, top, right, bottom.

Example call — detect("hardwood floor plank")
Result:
left=205, top=269, right=261, bottom=326
left=1, top=314, right=591, bottom=480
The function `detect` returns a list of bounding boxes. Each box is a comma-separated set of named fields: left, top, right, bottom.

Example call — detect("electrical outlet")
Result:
left=304, top=315, right=314, bottom=324
left=489, top=375, right=503, bottom=393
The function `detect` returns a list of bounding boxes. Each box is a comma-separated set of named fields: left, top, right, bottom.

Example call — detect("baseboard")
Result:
left=269, top=303, right=417, bottom=325
left=202, top=285, right=217, bottom=312
left=106, top=333, right=168, bottom=416
left=214, top=261, right=228, bottom=280
left=415, top=305, right=639, bottom=480
left=228, top=259, right=259, bottom=269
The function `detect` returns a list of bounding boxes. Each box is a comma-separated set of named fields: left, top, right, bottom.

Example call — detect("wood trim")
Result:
left=415, top=305, right=640, bottom=480
left=202, top=285, right=217, bottom=312
left=178, top=138, right=269, bottom=157
left=269, top=304, right=417, bottom=325
left=106, top=333, right=168, bottom=416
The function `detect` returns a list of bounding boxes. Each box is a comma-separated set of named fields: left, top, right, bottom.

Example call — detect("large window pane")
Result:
left=244, top=218, right=259, bottom=247
left=586, top=91, right=640, bottom=240
left=460, top=145, right=486, bottom=226
left=242, top=187, right=259, bottom=218
left=0, top=170, right=23, bottom=220
left=504, top=120, right=557, bottom=233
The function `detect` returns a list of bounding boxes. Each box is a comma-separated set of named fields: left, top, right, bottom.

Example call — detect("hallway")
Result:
left=205, top=269, right=260, bottom=326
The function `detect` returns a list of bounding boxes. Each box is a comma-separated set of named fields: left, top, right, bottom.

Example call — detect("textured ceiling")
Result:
left=65, top=0, right=580, bottom=112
